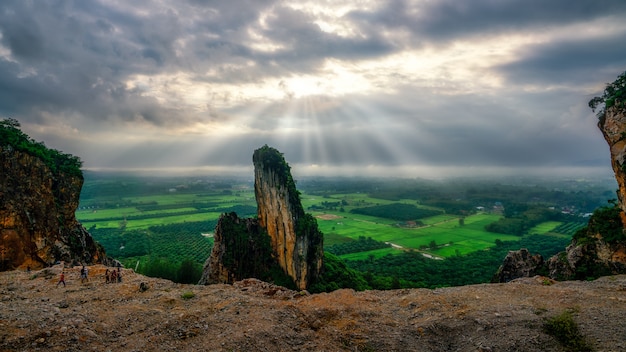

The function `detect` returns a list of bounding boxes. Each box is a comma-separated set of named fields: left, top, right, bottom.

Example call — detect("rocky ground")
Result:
left=1, top=265, right=625, bottom=352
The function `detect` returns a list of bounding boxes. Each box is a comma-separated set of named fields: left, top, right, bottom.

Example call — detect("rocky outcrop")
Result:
left=200, top=146, right=323, bottom=290
left=492, top=248, right=544, bottom=283
left=545, top=210, right=626, bottom=280
left=0, top=146, right=108, bottom=270
left=198, top=212, right=274, bottom=285
left=252, top=146, right=324, bottom=290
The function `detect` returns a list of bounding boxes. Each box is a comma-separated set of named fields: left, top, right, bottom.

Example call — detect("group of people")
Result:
left=105, top=267, right=122, bottom=284
left=56, top=264, right=122, bottom=287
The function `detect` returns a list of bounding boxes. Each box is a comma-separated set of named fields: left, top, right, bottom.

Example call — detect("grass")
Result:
left=315, top=211, right=519, bottom=258
left=339, top=247, right=399, bottom=261
left=181, top=291, right=196, bottom=300
left=543, top=310, right=593, bottom=351
left=323, top=232, right=355, bottom=246
left=527, top=221, right=562, bottom=235
left=78, top=187, right=528, bottom=259
left=77, top=189, right=245, bottom=229
left=81, top=212, right=223, bottom=230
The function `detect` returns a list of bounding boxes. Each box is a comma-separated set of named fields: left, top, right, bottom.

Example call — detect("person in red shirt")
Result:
left=56, top=271, right=66, bottom=287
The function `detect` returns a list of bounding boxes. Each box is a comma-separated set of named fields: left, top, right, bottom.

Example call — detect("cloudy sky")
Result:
left=1, top=0, right=626, bottom=178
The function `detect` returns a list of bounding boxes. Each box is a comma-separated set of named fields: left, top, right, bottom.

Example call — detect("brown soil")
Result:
left=316, top=214, right=343, bottom=220
left=1, top=265, right=625, bottom=351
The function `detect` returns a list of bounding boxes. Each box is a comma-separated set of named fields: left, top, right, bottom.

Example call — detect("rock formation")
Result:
left=200, top=145, right=323, bottom=290
left=492, top=248, right=544, bottom=283
left=198, top=212, right=276, bottom=286
left=1, top=121, right=108, bottom=270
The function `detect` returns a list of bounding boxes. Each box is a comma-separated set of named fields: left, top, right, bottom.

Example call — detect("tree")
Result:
left=177, top=259, right=202, bottom=284
left=589, top=71, right=626, bottom=121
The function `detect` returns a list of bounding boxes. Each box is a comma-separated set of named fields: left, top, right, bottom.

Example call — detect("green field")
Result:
left=74, top=173, right=607, bottom=287
left=78, top=186, right=579, bottom=261
left=527, top=221, right=562, bottom=235
left=314, top=211, right=518, bottom=258
left=77, top=189, right=257, bottom=230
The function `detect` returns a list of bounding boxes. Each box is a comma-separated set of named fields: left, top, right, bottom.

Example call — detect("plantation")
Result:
left=77, top=172, right=615, bottom=287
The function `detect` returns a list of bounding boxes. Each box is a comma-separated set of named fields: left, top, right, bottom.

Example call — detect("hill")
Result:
left=1, top=265, right=625, bottom=351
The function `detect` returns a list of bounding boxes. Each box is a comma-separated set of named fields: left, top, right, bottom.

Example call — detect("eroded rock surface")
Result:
left=1, top=147, right=108, bottom=270
left=200, top=146, right=323, bottom=290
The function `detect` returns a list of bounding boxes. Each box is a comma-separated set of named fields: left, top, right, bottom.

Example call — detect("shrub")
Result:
left=181, top=291, right=195, bottom=300
left=590, top=71, right=626, bottom=124
left=0, top=118, right=83, bottom=178
left=575, top=203, right=624, bottom=243
left=543, top=310, right=593, bottom=351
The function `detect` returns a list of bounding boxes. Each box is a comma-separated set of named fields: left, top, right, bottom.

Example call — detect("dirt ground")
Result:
left=1, top=265, right=625, bottom=351
left=316, top=214, right=343, bottom=220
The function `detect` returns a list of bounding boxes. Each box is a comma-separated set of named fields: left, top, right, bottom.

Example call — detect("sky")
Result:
left=1, top=0, right=626, bottom=179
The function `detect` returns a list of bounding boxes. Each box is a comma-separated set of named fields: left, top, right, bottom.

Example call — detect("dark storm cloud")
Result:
left=0, top=0, right=621, bottom=176
left=349, top=0, right=626, bottom=42
left=0, top=0, right=182, bottom=125
left=497, top=32, right=626, bottom=86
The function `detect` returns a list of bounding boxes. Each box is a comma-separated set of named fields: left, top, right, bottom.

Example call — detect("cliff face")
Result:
left=599, top=105, right=626, bottom=214
left=0, top=146, right=107, bottom=270
left=200, top=146, right=323, bottom=290
left=252, top=146, right=324, bottom=290
left=198, top=213, right=274, bottom=285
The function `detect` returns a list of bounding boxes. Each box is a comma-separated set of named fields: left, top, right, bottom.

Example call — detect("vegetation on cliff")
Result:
left=249, top=145, right=324, bottom=289
left=217, top=212, right=296, bottom=288
left=0, top=118, right=82, bottom=178
left=574, top=201, right=625, bottom=244
left=589, top=71, right=626, bottom=123
left=253, top=145, right=304, bottom=216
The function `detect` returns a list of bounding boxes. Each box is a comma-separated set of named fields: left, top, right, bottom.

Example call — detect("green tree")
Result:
left=177, top=259, right=203, bottom=284
left=589, top=71, right=626, bottom=122
left=0, top=117, right=83, bottom=177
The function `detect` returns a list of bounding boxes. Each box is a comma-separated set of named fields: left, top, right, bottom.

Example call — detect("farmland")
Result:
left=77, top=172, right=615, bottom=287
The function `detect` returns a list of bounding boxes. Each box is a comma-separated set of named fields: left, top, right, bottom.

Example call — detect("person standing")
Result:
left=80, top=266, right=87, bottom=283
left=57, top=271, right=66, bottom=287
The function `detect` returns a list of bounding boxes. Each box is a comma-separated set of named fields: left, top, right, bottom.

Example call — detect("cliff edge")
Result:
left=2, top=267, right=625, bottom=351
left=0, top=119, right=108, bottom=270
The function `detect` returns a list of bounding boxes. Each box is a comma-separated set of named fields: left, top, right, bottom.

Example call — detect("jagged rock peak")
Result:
left=200, top=145, right=323, bottom=290
left=492, top=249, right=544, bottom=283
left=0, top=119, right=109, bottom=270
left=253, top=145, right=323, bottom=290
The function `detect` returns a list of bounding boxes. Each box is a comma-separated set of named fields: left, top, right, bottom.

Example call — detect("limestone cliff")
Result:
left=252, top=146, right=324, bottom=290
left=199, top=146, right=323, bottom=290
left=1, top=121, right=108, bottom=270
left=198, top=212, right=275, bottom=285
